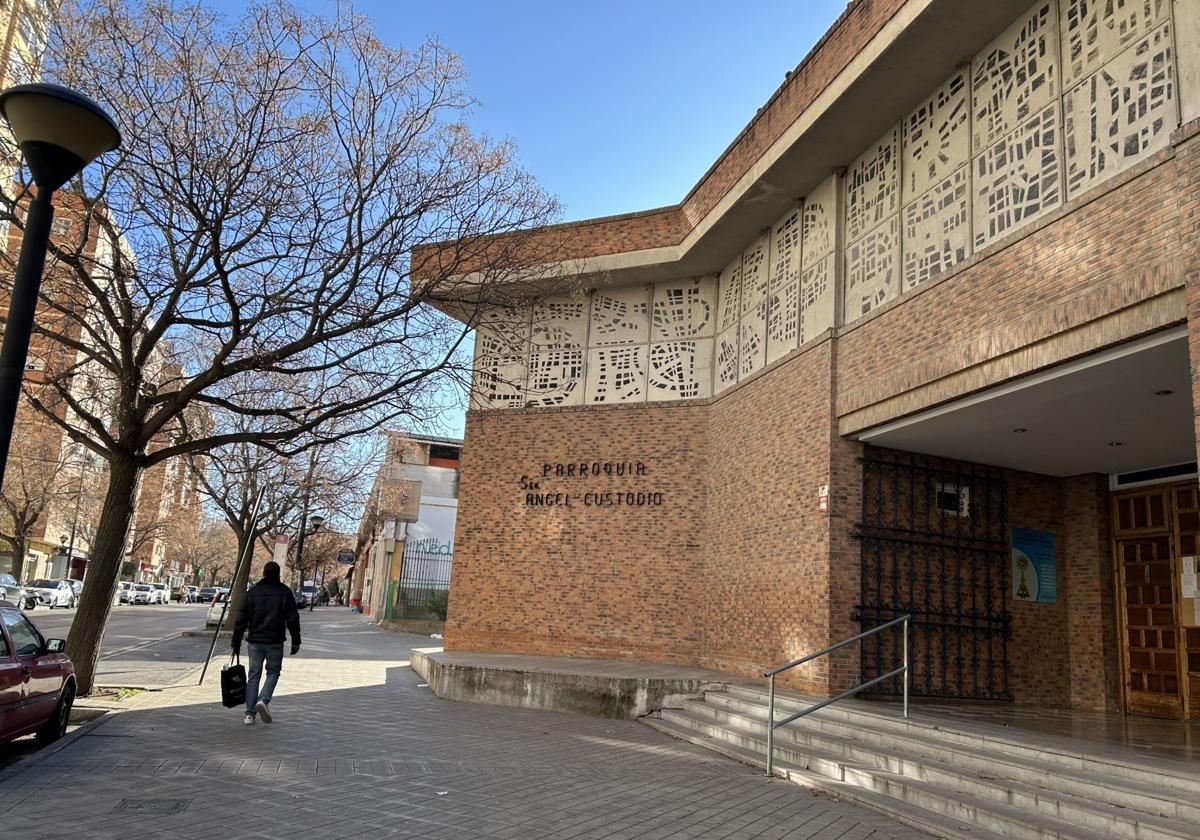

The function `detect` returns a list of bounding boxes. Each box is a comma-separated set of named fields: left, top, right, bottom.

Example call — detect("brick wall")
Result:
left=701, top=342, right=840, bottom=690
left=446, top=402, right=709, bottom=663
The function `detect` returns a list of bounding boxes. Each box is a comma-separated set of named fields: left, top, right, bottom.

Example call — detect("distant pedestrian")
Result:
left=232, top=561, right=300, bottom=725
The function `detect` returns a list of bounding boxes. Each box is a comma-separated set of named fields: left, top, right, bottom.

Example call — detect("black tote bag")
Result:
left=221, top=652, right=247, bottom=708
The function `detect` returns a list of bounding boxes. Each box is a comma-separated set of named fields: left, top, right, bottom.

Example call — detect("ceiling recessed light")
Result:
left=1108, top=441, right=1123, bottom=447
left=1155, top=390, right=1174, bottom=396
left=1012, top=428, right=1027, bottom=433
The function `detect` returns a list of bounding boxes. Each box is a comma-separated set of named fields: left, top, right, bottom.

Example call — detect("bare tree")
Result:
left=0, top=0, right=561, bottom=692
left=0, top=414, right=77, bottom=581
left=195, top=423, right=375, bottom=628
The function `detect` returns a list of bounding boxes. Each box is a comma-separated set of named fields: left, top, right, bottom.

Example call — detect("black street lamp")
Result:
left=295, top=511, right=323, bottom=609
left=0, top=83, right=120, bottom=488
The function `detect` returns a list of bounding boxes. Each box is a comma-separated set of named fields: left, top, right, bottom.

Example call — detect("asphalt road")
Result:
left=22, top=603, right=208, bottom=655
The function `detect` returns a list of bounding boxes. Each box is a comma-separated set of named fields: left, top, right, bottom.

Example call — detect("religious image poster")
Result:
left=1011, top=528, right=1056, bottom=604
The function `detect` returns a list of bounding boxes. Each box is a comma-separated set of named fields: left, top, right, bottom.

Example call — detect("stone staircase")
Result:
left=642, top=684, right=1200, bottom=840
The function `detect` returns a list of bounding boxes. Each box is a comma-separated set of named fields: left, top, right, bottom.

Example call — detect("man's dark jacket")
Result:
left=233, top=580, right=301, bottom=648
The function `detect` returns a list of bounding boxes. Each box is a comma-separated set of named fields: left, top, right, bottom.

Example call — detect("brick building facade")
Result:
left=442, top=0, right=1200, bottom=719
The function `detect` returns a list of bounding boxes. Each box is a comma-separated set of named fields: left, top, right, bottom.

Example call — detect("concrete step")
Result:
left=704, top=690, right=1199, bottom=826
left=644, top=714, right=1015, bottom=840
left=724, top=684, right=1200, bottom=798
left=658, top=708, right=1119, bottom=840
left=673, top=699, right=1197, bottom=840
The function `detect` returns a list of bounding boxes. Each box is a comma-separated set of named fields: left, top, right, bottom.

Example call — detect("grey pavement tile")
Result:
left=0, top=610, right=932, bottom=840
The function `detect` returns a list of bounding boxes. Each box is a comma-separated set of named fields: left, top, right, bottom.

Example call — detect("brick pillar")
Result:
left=1062, top=474, right=1121, bottom=712
left=1181, top=120, right=1200, bottom=466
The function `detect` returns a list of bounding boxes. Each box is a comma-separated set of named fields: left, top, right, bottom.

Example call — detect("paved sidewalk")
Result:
left=0, top=610, right=932, bottom=840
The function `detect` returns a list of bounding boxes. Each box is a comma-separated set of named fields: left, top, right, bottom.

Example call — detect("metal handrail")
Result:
left=763, top=614, right=910, bottom=777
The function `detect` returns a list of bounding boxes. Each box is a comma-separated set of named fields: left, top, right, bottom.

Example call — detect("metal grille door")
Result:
left=856, top=449, right=1012, bottom=700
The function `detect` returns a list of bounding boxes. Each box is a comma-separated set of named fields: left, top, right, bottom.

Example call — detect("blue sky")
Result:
left=205, top=1, right=850, bottom=436
left=365, top=0, right=848, bottom=221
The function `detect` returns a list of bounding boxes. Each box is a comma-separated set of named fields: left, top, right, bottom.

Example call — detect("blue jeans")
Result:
left=245, top=642, right=284, bottom=716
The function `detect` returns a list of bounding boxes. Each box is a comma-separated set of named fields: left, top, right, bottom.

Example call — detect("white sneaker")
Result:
left=256, top=701, right=272, bottom=723
left=243, top=714, right=255, bottom=725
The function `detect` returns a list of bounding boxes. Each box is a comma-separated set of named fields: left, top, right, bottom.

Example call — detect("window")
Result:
left=936, top=482, right=970, bottom=518
left=1, top=609, right=42, bottom=657
left=51, top=217, right=72, bottom=236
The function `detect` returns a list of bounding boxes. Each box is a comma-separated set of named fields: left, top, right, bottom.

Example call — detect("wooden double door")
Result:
left=1112, top=482, right=1200, bottom=719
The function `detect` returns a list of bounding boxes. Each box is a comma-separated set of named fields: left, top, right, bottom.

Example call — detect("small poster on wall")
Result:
left=1012, top=528, right=1057, bottom=604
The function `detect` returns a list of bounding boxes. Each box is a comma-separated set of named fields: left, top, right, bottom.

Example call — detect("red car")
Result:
left=0, top=599, right=75, bottom=745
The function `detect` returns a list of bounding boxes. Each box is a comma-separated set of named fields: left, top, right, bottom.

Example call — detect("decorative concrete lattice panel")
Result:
left=972, top=2, right=1059, bottom=149
left=903, top=70, right=970, bottom=200
left=767, top=278, right=800, bottom=364
left=652, top=276, right=716, bottom=340
left=589, top=285, right=650, bottom=346
left=802, top=175, right=837, bottom=268
left=800, top=253, right=835, bottom=340
left=717, top=253, right=742, bottom=333
left=471, top=354, right=527, bottom=410
left=648, top=339, right=712, bottom=401
left=739, top=298, right=768, bottom=380
left=1060, top=0, right=1169, bottom=86
left=585, top=345, right=648, bottom=403
left=1064, top=21, right=1175, bottom=199
left=973, top=102, right=1062, bottom=249
left=844, top=216, right=900, bottom=322
left=475, top=306, right=530, bottom=358
left=715, top=325, right=739, bottom=393
left=902, top=165, right=971, bottom=291
left=530, top=298, right=588, bottom=349
left=526, top=348, right=585, bottom=406
left=739, top=235, right=769, bottom=317
left=845, top=126, right=900, bottom=242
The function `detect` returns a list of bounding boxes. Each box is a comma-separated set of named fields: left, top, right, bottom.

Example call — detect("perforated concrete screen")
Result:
left=1063, top=20, right=1176, bottom=199
left=903, top=166, right=970, bottom=291
left=590, top=285, right=651, bottom=346
left=652, top=277, right=716, bottom=340
left=470, top=0, right=1190, bottom=410
left=973, top=102, right=1062, bottom=249
left=971, top=3, right=1060, bottom=150
left=1060, top=0, right=1169, bottom=86
left=903, top=71, right=970, bottom=200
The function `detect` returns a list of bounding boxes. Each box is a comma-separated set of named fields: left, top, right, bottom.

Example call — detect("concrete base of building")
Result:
left=411, top=649, right=751, bottom=719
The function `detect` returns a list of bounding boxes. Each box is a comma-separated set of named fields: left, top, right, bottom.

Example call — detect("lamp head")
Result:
left=309, top=514, right=325, bottom=531
left=0, top=83, right=121, bottom=191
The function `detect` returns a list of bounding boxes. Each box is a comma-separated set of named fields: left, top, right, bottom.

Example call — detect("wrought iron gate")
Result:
left=856, top=448, right=1012, bottom=700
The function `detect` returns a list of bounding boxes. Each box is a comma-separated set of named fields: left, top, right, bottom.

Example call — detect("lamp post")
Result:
left=294, top=511, right=323, bottom=608
left=0, top=83, right=120, bottom=488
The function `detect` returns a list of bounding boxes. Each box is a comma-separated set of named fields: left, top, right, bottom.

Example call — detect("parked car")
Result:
left=67, top=579, right=83, bottom=599
left=25, top=579, right=76, bottom=609
left=150, top=583, right=170, bottom=605
left=0, top=599, right=75, bottom=745
left=197, top=587, right=217, bottom=603
left=130, top=583, right=155, bottom=605
left=116, top=581, right=133, bottom=605
left=205, top=591, right=231, bottom=627
left=186, top=585, right=199, bottom=602
left=0, top=574, right=33, bottom=610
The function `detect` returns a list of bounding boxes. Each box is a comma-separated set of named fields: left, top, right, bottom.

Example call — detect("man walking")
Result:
left=232, top=561, right=301, bottom=725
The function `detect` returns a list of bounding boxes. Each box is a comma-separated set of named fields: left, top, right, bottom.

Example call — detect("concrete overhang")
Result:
left=853, top=329, right=1196, bottom=479
left=474, top=0, right=1037, bottom=294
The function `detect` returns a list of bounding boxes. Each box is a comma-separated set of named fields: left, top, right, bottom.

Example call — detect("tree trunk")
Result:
left=224, top=528, right=255, bottom=633
left=65, top=457, right=139, bottom=695
left=10, top=534, right=26, bottom=582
